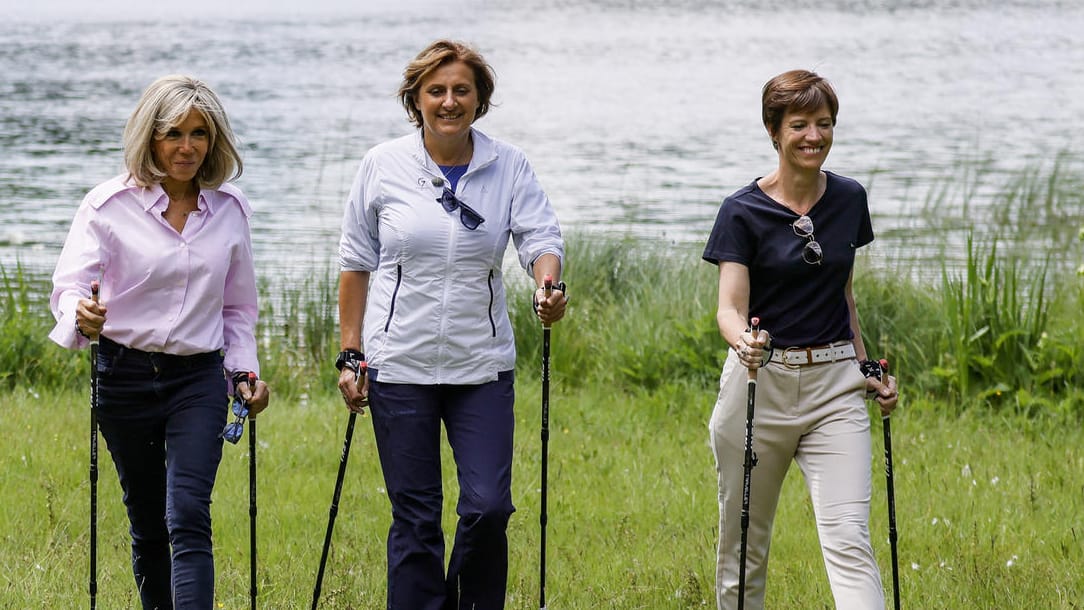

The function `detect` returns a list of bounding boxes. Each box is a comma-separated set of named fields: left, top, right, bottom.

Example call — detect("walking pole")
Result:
left=539, top=275, right=553, bottom=610
left=737, top=316, right=761, bottom=610
left=879, top=359, right=901, bottom=610
left=312, top=362, right=365, bottom=610
left=245, top=371, right=258, bottom=610
left=88, top=280, right=100, bottom=610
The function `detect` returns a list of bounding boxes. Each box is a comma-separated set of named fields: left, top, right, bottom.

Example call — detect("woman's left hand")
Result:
left=534, top=286, right=567, bottom=325
left=867, top=374, right=898, bottom=416
left=237, top=379, right=271, bottom=416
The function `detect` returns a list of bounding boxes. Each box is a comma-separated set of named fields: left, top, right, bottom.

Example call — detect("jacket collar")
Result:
left=411, top=127, right=498, bottom=178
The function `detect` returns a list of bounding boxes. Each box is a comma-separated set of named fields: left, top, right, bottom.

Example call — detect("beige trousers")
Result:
left=709, top=350, right=885, bottom=610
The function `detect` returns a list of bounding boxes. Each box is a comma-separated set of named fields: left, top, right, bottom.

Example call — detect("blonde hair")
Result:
left=398, top=40, right=496, bottom=128
left=123, top=75, right=243, bottom=188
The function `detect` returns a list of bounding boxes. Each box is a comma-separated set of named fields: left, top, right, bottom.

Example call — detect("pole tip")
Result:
left=750, top=316, right=760, bottom=327
left=543, top=274, right=553, bottom=289
left=90, top=280, right=100, bottom=294
left=879, top=359, right=889, bottom=371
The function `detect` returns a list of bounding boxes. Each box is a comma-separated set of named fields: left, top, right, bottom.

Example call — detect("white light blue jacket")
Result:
left=338, top=128, right=564, bottom=384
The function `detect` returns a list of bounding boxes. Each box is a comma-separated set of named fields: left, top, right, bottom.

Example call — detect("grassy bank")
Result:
left=6, top=152, right=1084, bottom=406
left=2, top=386, right=1081, bottom=608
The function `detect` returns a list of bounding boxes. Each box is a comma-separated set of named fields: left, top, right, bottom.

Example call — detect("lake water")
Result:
left=3, top=0, right=1083, bottom=282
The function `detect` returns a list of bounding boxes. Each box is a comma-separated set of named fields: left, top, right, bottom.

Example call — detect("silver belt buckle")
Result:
left=781, top=346, right=808, bottom=368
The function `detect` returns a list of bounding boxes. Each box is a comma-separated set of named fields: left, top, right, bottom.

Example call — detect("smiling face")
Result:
left=414, top=61, right=479, bottom=144
left=772, top=103, right=833, bottom=172
left=152, top=109, right=209, bottom=191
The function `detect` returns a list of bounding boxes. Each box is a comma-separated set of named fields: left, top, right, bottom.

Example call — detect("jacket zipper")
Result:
left=384, top=264, right=403, bottom=332
left=487, top=269, right=496, bottom=337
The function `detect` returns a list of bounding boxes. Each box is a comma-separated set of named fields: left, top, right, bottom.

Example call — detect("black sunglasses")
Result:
left=792, top=215, right=823, bottom=265
left=437, top=187, right=485, bottom=230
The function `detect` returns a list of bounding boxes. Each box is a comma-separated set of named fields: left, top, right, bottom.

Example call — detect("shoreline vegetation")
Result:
left=6, top=157, right=1083, bottom=410
left=2, top=161, right=1082, bottom=606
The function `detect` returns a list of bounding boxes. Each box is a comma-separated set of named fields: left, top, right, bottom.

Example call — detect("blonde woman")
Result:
left=49, top=74, right=269, bottom=608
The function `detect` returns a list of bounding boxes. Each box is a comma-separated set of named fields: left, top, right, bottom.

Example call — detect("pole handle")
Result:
left=542, top=274, right=553, bottom=329
left=878, top=359, right=891, bottom=420
left=247, top=371, right=258, bottom=420
left=747, top=316, right=760, bottom=381
left=88, top=280, right=101, bottom=344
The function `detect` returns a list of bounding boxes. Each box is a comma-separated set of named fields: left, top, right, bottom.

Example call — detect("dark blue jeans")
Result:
left=368, top=369, right=516, bottom=610
left=95, top=337, right=227, bottom=610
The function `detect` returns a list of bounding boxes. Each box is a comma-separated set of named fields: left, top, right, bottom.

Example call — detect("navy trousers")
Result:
left=368, top=369, right=516, bottom=610
left=95, top=337, right=227, bottom=610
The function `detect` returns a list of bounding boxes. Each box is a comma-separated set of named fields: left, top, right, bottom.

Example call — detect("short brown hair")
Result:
left=397, top=40, right=496, bottom=128
left=761, top=70, right=839, bottom=137
left=123, top=74, right=243, bottom=188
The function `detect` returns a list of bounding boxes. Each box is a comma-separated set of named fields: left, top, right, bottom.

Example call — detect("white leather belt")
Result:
left=770, top=342, right=856, bottom=366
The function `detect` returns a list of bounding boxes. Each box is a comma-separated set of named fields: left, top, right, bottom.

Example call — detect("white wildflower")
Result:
left=961, top=464, right=972, bottom=477
left=1006, top=555, right=1018, bottom=567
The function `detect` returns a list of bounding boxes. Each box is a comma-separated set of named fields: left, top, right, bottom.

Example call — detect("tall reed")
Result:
left=255, top=264, right=340, bottom=399
left=5, top=158, right=1083, bottom=418
left=0, top=262, right=82, bottom=390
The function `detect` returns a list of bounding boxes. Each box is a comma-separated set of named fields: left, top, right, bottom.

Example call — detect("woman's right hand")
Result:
left=736, top=328, right=771, bottom=370
left=338, top=368, right=369, bottom=414
left=76, top=297, right=107, bottom=339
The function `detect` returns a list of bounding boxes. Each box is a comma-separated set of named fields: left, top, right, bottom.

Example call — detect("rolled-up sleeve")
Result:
left=509, top=153, right=563, bottom=275
left=338, top=155, right=381, bottom=272
left=49, top=200, right=107, bottom=350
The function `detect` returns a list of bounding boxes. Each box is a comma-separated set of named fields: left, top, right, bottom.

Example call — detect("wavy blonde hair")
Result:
left=123, top=75, right=243, bottom=188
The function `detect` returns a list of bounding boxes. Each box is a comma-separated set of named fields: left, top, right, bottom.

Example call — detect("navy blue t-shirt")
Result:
left=702, top=171, right=874, bottom=347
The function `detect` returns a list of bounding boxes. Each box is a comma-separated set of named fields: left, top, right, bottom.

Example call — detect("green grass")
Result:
left=2, top=387, right=1082, bottom=608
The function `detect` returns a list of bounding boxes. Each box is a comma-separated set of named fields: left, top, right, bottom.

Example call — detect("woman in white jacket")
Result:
left=335, top=39, right=567, bottom=610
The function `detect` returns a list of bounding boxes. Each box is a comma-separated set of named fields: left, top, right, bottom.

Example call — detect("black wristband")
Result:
left=336, top=349, right=365, bottom=373
left=859, top=359, right=884, bottom=379
left=232, top=370, right=257, bottom=388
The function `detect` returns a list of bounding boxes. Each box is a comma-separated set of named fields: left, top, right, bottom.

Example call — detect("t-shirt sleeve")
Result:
left=702, top=196, right=753, bottom=266
left=855, top=183, right=874, bottom=249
